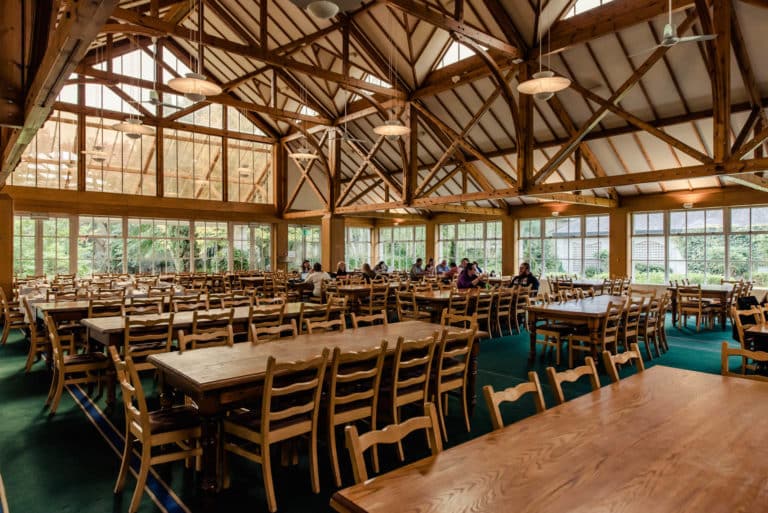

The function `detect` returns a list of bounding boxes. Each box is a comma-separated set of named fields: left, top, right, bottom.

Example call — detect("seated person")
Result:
left=511, top=262, right=540, bottom=291
left=457, top=263, right=486, bottom=289
left=442, top=262, right=459, bottom=284
left=335, top=261, right=348, bottom=278
left=410, top=258, right=425, bottom=281
left=473, top=261, right=484, bottom=274
left=301, top=259, right=311, bottom=273
left=305, top=263, right=330, bottom=297
left=435, top=259, right=450, bottom=274
left=425, top=258, right=435, bottom=275
left=361, top=263, right=377, bottom=283
left=374, top=260, right=388, bottom=273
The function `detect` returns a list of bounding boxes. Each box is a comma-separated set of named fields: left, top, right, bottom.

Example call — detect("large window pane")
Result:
left=377, top=225, right=426, bottom=271
left=194, top=221, right=228, bottom=273
left=78, top=216, right=123, bottom=276
left=288, top=225, right=321, bottom=271
left=126, top=218, right=190, bottom=273
left=437, top=221, right=501, bottom=273
left=346, top=227, right=371, bottom=270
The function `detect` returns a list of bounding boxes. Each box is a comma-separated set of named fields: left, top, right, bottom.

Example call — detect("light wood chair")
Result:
left=619, top=298, right=644, bottom=352
left=177, top=311, right=234, bottom=353
left=473, top=291, right=496, bottom=338
left=603, top=343, right=645, bottom=384
left=22, top=297, right=49, bottom=372
left=123, top=315, right=174, bottom=373
left=87, top=298, right=125, bottom=319
left=250, top=320, right=298, bottom=344
left=440, top=310, right=478, bottom=330
left=568, top=300, right=623, bottom=368
left=327, top=342, right=388, bottom=487
left=495, top=287, right=515, bottom=336
left=546, top=357, right=600, bottom=405
left=344, top=402, right=442, bottom=484
left=389, top=333, right=438, bottom=461
left=638, top=297, right=661, bottom=359
left=0, top=287, right=25, bottom=345
left=44, top=314, right=109, bottom=415
left=483, top=371, right=546, bottom=430
left=220, top=294, right=253, bottom=308
left=447, top=290, right=472, bottom=317
left=306, top=316, right=346, bottom=334
left=677, top=285, right=716, bottom=331
left=110, top=347, right=202, bottom=513
left=124, top=298, right=163, bottom=316
left=298, top=302, right=331, bottom=334
left=432, top=327, right=477, bottom=441
left=0, top=468, right=7, bottom=513
left=513, top=285, right=532, bottom=334
left=530, top=296, right=578, bottom=366
left=171, top=294, right=209, bottom=312
left=223, top=350, right=330, bottom=513
left=351, top=311, right=388, bottom=329
left=395, top=290, right=431, bottom=322
left=247, top=303, right=286, bottom=341
left=363, top=284, right=389, bottom=316
left=721, top=341, right=768, bottom=381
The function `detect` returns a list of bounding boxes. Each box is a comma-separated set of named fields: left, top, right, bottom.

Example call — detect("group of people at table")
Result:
left=297, top=258, right=541, bottom=297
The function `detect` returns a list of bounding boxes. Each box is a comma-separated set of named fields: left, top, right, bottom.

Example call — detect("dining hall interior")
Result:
left=1, top=0, right=768, bottom=511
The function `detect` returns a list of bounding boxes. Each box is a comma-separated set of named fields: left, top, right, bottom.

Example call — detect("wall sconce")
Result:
left=683, top=202, right=693, bottom=209
left=551, top=211, right=559, bottom=217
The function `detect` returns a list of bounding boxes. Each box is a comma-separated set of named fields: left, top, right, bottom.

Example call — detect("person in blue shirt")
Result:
left=436, top=259, right=450, bottom=274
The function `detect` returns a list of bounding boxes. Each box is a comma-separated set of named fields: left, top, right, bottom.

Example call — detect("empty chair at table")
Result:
left=223, top=350, right=329, bottom=513
left=395, top=290, right=430, bottom=322
left=721, top=341, right=768, bottom=381
left=1, top=287, right=26, bottom=346
left=123, top=315, right=175, bottom=373
left=306, top=316, right=346, bottom=334
left=250, top=319, right=299, bottom=344
left=495, top=287, right=515, bottom=336
left=44, top=314, right=109, bottom=415
left=246, top=302, right=286, bottom=342
left=483, top=371, right=546, bottom=430
left=344, top=402, right=442, bottom=484
left=177, top=309, right=234, bottom=353
left=124, top=297, right=163, bottom=316
left=432, top=326, right=477, bottom=441
left=298, top=302, right=331, bottom=335
left=603, top=343, right=645, bottom=384
left=22, top=297, right=49, bottom=372
left=351, top=311, right=388, bottom=329
left=513, top=285, right=533, bottom=334
left=327, top=342, right=387, bottom=487
left=568, top=300, right=623, bottom=368
left=677, top=285, right=716, bottom=331
left=110, top=347, right=201, bottom=513
left=171, top=294, right=209, bottom=313
left=546, top=357, right=601, bottom=405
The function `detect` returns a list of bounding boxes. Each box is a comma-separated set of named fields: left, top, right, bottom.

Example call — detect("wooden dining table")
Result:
left=526, top=295, right=626, bottom=362
left=331, top=366, right=768, bottom=513
left=667, top=284, right=732, bottom=330
left=148, top=320, right=482, bottom=495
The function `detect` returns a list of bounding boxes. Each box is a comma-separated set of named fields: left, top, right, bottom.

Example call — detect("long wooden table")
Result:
left=331, top=366, right=768, bottom=513
left=526, top=295, right=626, bottom=362
left=667, top=284, right=732, bottom=330
left=148, top=320, right=481, bottom=495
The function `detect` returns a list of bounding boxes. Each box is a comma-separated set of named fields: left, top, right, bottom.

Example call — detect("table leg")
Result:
left=200, top=413, right=221, bottom=493
left=467, top=342, right=480, bottom=416
left=528, top=311, right=537, bottom=363
left=589, top=318, right=601, bottom=363
left=670, top=291, right=678, bottom=326
left=720, top=295, right=727, bottom=331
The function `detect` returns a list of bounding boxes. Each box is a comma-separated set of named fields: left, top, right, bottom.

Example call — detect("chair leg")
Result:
left=115, top=430, right=133, bottom=493
left=328, top=423, right=342, bottom=488
left=394, top=406, right=405, bottom=462
left=568, top=340, right=574, bottom=369
left=45, top=367, right=58, bottom=406
left=309, top=430, right=320, bottom=494
left=554, top=337, right=561, bottom=366
left=24, top=344, right=37, bottom=373
left=460, top=387, right=470, bottom=433
left=128, top=444, right=151, bottom=513
left=262, top=444, right=278, bottom=513
left=435, top=391, right=448, bottom=442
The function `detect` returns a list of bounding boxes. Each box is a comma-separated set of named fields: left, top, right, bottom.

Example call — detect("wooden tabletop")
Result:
left=526, top=295, right=626, bottom=317
left=666, top=284, right=733, bottom=292
left=80, top=303, right=308, bottom=334
left=412, top=290, right=491, bottom=302
left=331, top=366, right=768, bottom=513
left=149, top=320, right=447, bottom=392
left=571, top=279, right=607, bottom=287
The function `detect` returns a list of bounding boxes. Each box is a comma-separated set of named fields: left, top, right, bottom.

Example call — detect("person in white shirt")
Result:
left=305, top=262, right=330, bottom=297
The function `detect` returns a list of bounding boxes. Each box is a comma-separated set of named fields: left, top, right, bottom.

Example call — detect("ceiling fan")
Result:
left=289, top=0, right=364, bottom=19
left=631, top=0, right=717, bottom=57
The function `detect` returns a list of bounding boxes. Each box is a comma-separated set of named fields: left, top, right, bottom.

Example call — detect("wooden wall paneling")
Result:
left=321, top=214, right=345, bottom=272
left=501, top=214, right=516, bottom=276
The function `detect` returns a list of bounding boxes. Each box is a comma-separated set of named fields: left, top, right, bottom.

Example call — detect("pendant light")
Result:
left=373, top=7, right=410, bottom=139
left=517, top=1, right=571, bottom=100
left=306, top=0, right=339, bottom=19
left=289, top=84, right=319, bottom=162
left=82, top=46, right=109, bottom=162
left=168, top=0, right=222, bottom=101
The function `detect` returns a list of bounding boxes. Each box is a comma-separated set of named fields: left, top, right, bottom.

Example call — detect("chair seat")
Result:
left=226, top=408, right=312, bottom=432
left=128, top=341, right=169, bottom=353
left=63, top=352, right=108, bottom=365
left=148, top=405, right=201, bottom=434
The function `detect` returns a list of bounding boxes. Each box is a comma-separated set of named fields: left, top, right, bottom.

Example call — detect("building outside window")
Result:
left=377, top=225, right=426, bottom=271
left=345, top=227, right=371, bottom=270
left=437, top=221, right=502, bottom=273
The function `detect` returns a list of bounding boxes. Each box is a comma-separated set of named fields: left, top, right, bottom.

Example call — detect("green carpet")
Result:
left=0, top=317, right=736, bottom=513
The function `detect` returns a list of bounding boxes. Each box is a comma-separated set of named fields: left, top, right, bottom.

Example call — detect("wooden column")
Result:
left=517, top=65, right=534, bottom=191
left=712, top=0, right=731, bottom=162
left=328, top=134, right=340, bottom=212
left=609, top=208, right=629, bottom=279
left=321, top=214, right=345, bottom=271
left=425, top=220, right=436, bottom=261
left=0, top=194, right=13, bottom=296
left=501, top=214, right=516, bottom=276
left=274, top=143, right=287, bottom=214
left=273, top=220, right=288, bottom=272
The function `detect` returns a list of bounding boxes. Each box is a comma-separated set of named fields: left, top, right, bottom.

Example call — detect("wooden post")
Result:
left=0, top=194, right=13, bottom=296
left=274, top=143, right=287, bottom=214
left=321, top=214, right=345, bottom=272
left=501, top=214, right=516, bottom=276
left=425, top=220, right=436, bottom=261
left=273, top=220, right=288, bottom=272
left=517, top=65, right=534, bottom=191
left=609, top=208, right=629, bottom=279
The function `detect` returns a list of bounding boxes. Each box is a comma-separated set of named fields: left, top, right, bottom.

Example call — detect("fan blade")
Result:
left=675, top=34, right=717, bottom=44
left=628, top=45, right=659, bottom=59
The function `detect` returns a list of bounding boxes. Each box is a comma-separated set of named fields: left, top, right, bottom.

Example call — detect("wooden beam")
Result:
left=335, top=201, right=404, bottom=214
left=283, top=209, right=326, bottom=219
left=517, top=65, right=534, bottom=190
left=111, top=7, right=407, bottom=99
left=721, top=173, right=768, bottom=191
left=480, top=0, right=528, bottom=52
left=732, top=124, right=768, bottom=160
left=527, top=193, right=618, bottom=208
left=424, top=203, right=507, bottom=216
left=384, top=0, right=522, bottom=58
left=336, top=136, right=386, bottom=206
left=712, top=0, right=731, bottom=163
left=1, top=0, right=118, bottom=183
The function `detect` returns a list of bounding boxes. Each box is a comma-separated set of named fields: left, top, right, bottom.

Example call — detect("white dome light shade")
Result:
left=373, top=119, right=411, bottom=140
left=83, top=144, right=108, bottom=163
left=112, top=118, right=154, bottom=139
left=168, top=72, right=223, bottom=102
left=517, top=70, right=571, bottom=97
left=306, top=0, right=339, bottom=18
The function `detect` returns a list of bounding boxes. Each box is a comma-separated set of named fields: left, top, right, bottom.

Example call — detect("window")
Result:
left=163, top=128, right=223, bottom=200
left=435, top=41, right=483, bottom=70
left=233, top=224, right=272, bottom=271
left=437, top=221, right=502, bottom=273
left=518, top=216, right=609, bottom=278
left=227, top=139, right=272, bottom=203
left=13, top=215, right=36, bottom=277
left=194, top=221, right=229, bottom=273
left=288, top=225, right=321, bottom=271
left=77, top=216, right=124, bottom=276
left=631, top=212, right=665, bottom=284
left=729, top=207, right=768, bottom=285
left=563, top=0, right=615, bottom=19
left=126, top=218, right=190, bottom=274
left=11, top=110, right=78, bottom=190
left=42, top=217, right=71, bottom=276
left=377, top=225, right=426, bottom=271
left=346, top=227, right=371, bottom=270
